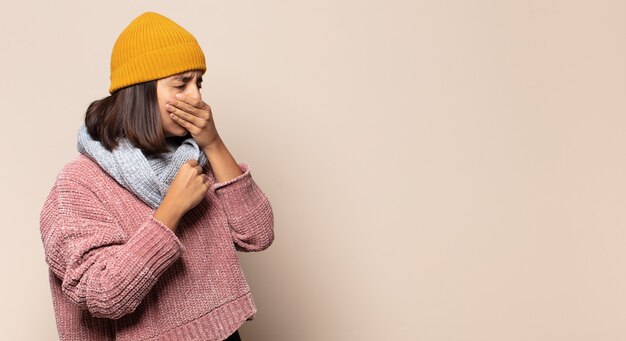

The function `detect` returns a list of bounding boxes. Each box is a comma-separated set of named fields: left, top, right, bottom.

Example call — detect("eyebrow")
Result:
left=174, top=73, right=203, bottom=82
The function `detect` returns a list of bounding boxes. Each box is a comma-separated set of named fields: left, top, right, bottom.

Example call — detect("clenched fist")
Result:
left=154, top=159, right=211, bottom=231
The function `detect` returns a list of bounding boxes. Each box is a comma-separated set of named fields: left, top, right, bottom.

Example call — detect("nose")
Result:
left=184, top=83, right=202, bottom=100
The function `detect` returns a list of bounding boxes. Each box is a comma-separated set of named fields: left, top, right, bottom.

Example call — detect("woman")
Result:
left=38, top=11, right=274, bottom=341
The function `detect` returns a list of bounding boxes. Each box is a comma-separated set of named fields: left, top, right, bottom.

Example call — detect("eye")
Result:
left=174, top=83, right=202, bottom=89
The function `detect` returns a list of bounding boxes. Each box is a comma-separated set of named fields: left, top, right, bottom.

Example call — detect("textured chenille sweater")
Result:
left=39, top=153, right=275, bottom=341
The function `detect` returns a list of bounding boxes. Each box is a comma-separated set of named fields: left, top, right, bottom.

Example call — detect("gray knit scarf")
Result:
left=76, top=123, right=208, bottom=209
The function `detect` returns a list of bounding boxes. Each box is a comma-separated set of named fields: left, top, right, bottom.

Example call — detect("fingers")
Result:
left=167, top=97, right=209, bottom=120
left=166, top=96, right=212, bottom=138
left=168, top=99, right=205, bottom=118
left=168, top=108, right=203, bottom=133
left=184, top=159, right=204, bottom=175
left=174, top=94, right=210, bottom=110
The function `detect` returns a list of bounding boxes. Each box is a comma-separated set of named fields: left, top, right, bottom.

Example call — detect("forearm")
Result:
left=203, top=137, right=243, bottom=183
left=153, top=197, right=185, bottom=232
left=57, top=214, right=184, bottom=319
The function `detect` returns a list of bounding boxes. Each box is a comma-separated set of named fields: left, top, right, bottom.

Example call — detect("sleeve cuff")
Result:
left=210, top=163, right=270, bottom=219
left=210, top=162, right=251, bottom=191
left=123, top=213, right=185, bottom=277
left=148, top=213, right=186, bottom=252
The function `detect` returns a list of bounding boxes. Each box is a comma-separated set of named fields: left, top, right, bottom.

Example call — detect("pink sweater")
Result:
left=39, top=153, right=275, bottom=340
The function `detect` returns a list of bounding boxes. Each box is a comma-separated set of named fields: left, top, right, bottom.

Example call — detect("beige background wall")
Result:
left=1, top=0, right=625, bottom=340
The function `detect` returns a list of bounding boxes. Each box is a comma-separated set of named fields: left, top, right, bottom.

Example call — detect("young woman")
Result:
left=39, top=11, right=274, bottom=341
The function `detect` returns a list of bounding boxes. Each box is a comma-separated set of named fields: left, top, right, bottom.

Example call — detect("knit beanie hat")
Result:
left=109, top=11, right=206, bottom=94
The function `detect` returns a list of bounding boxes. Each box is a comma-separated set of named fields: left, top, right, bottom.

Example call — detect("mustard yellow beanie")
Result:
left=109, top=11, right=206, bottom=94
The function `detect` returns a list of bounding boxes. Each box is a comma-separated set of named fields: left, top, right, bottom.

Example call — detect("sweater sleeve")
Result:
left=39, top=178, right=184, bottom=320
left=209, top=162, right=275, bottom=252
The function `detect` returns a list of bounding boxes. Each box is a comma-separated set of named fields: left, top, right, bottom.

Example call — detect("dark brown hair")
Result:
left=84, top=80, right=184, bottom=158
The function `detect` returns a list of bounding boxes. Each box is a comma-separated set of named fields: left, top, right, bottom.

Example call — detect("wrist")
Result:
left=203, top=136, right=224, bottom=153
left=154, top=197, right=185, bottom=230
left=162, top=196, right=186, bottom=217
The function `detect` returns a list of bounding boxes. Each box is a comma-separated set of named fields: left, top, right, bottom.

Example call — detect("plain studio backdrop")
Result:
left=1, top=1, right=625, bottom=340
